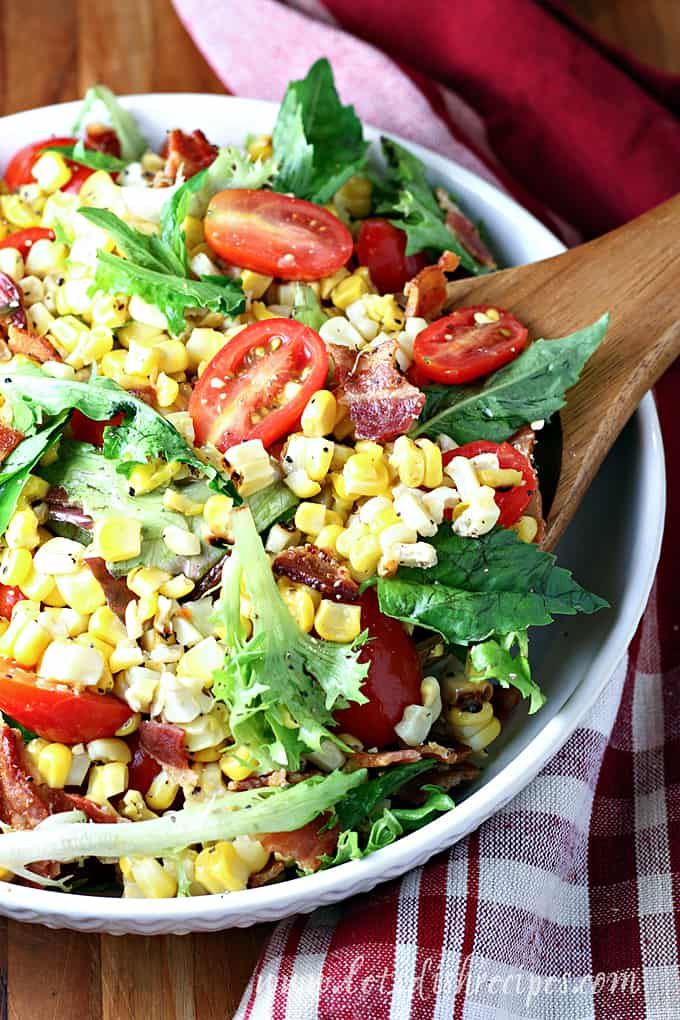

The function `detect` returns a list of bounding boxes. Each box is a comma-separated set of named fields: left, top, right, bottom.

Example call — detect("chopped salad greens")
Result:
left=0, top=62, right=607, bottom=898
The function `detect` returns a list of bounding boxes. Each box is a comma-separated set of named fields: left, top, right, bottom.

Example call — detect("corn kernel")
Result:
left=89, top=606, right=127, bottom=644
left=314, top=600, right=362, bottom=643
left=315, top=524, right=344, bottom=554
left=389, top=436, right=425, bottom=488
left=294, top=502, right=328, bottom=537
left=241, top=269, right=273, bottom=299
left=343, top=454, right=389, bottom=498
left=53, top=564, right=105, bottom=613
left=124, top=341, right=161, bottom=377
left=86, top=738, right=131, bottom=763
left=5, top=508, right=40, bottom=550
left=335, top=524, right=369, bottom=560
left=348, top=534, right=381, bottom=576
left=195, top=841, right=250, bottom=894
left=127, top=856, right=178, bottom=898
left=278, top=582, right=316, bottom=633
left=177, top=636, right=223, bottom=685
left=0, top=548, right=33, bottom=586
left=203, top=494, right=233, bottom=538
left=37, top=743, right=73, bottom=789
left=159, top=574, right=195, bottom=599
left=39, top=637, right=106, bottom=686
left=335, top=174, right=373, bottom=218
left=331, top=273, right=370, bottom=310
left=354, top=441, right=385, bottom=463
left=219, top=745, right=259, bottom=782
left=301, top=390, right=337, bottom=438
left=247, top=134, right=273, bottom=161
left=13, top=621, right=51, bottom=667
left=163, top=524, right=200, bottom=557
left=284, top=470, right=321, bottom=499
left=145, top=770, right=179, bottom=811
left=512, top=515, right=539, bottom=544
left=155, top=372, right=179, bottom=408
left=477, top=467, right=524, bottom=489
left=186, top=327, right=223, bottom=369
left=25, top=738, right=49, bottom=770
left=415, top=438, right=444, bottom=488
left=17, top=475, right=50, bottom=507
left=0, top=195, right=39, bottom=228
left=126, top=461, right=180, bottom=496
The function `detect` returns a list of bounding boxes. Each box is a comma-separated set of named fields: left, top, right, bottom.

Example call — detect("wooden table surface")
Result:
left=0, top=1, right=677, bottom=1017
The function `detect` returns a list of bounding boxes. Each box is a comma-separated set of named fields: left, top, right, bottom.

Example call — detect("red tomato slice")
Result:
left=0, top=584, right=26, bottom=621
left=69, top=410, right=125, bottom=448
left=413, top=305, right=529, bottom=384
left=189, top=318, right=328, bottom=451
left=355, top=218, right=427, bottom=295
left=0, top=658, right=133, bottom=744
left=0, top=227, right=55, bottom=259
left=443, top=440, right=537, bottom=527
left=333, top=589, right=422, bottom=748
left=61, top=163, right=95, bottom=194
left=127, top=733, right=162, bottom=795
left=204, top=189, right=353, bottom=281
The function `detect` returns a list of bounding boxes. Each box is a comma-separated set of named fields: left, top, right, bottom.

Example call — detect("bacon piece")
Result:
left=187, top=556, right=226, bottom=600
left=0, top=725, right=58, bottom=878
left=139, top=721, right=190, bottom=772
left=8, top=325, right=60, bottom=364
left=492, top=685, right=521, bottom=723
left=331, top=338, right=425, bottom=442
left=260, top=815, right=338, bottom=873
left=435, top=188, right=497, bottom=269
left=164, top=129, right=218, bottom=180
left=509, top=425, right=545, bottom=543
left=85, top=123, right=121, bottom=157
left=404, top=250, right=461, bottom=320
left=273, top=545, right=359, bottom=602
left=85, top=557, right=134, bottom=620
left=227, top=770, right=287, bottom=793
left=0, top=272, right=27, bottom=332
left=46, top=789, right=120, bottom=824
left=45, top=488, right=94, bottom=531
left=0, top=424, right=23, bottom=464
left=398, top=762, right=481, bottom=804
left=351, top=742, right=470, bottom=769
left=249, top=859, right=286, bottom=888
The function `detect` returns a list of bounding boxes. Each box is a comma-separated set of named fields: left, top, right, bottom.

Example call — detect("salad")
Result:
left=0, top=63, right=607, bottom=898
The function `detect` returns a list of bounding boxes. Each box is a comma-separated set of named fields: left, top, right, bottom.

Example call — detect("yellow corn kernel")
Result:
left=315, top=524, right=344, bottom=554
left=0, top=548, right=33, bottom=586
left=331, top=273, right=370, bottom=310
left=177, top=636, right=223, bottom=684
left=389, top=436, right=425, bottom=488
left=348, top=534, right=381, bottom=576
left=452, top=501, right=469, bottom=521
left=192, top=746, right=224, bottom=763
left=90, top=292, right=129, bottom=329
left=448, top=702, right=494, bottom=735
left=155, top=372, right=179, bottom=408
left=89, top=606, right=127, bottom=644
left=115, top=712, right=141, bottom=737
left=241, top=269, right=273, bottom=299
left=158, top=339, right=189, bottom=374
left=19, top=566, right=56, bottom=602
left=335, top=174, right=372, bottom=218
left=354, top=441, right=384, bottom=464
left=87, top=738, right=131, bottom=763
left=303, top=438, right=334, bottom=482
left=415, top=438, right=443, bottom=488
left=32, top=151, right=72, bottom=192
left=219, top=745, right=259, bottom=783
left=128, top=857, right=178, bottom=899
left=126, top=461, right=180, bottom=496
left=367, top=507, right=400, bottom=534
left=314, top=600, right=362, bottom=643
left=183, top=215, right=205, bottom=249
left=99, top=349, right=149, bottom=389
left=25, top=738, right=49, bottom=771
left=55, top=566, right=106, bottom=614
left=127, top=566, right=171, bottom=598
left=17, top=475, right=50, bottom=507
left=109, top=640, right=143, bottom=673
left=0, top=195, right=40, bottom=228
left=247, top=134, right=273, bottom=161
left=335, top=524, right=368, bottom=560
left=301, top=390, right=337, bottom=438
left=343, top=453, right=390, bottom=498
left=195, top=841, right=250, bottom=894
left=319, top=267, right=350, bottom=300
left=278, top=582, right=316, bottom=633
left=294, top=502, right=328, bottom=537
left=159, top=574, right=195, bottom=599
left=124, top=341, right=161, bottom=377
left=284, top=470, right=321, bottom=499
left=513, top=515, right=539, bottom=544
left=37, top=743, right=73, bottom=789
left=12, top=620, right=50, bottom=667
left=250, top=300, right=276, bottom=321
left=136, top=593, right=158, bottom=624
left=203, top=494, right=233, bottom=538
left=164, top=490, right=204, bottom=517
left=86, top=761, right=129, bottom=803
left=145, top=771, right=179, bottom=812
left=93, top=516, right=142, bottom=563
left=117, top=321, right=165, bottom=349
left=5, top=508, right=40, bottom=550
left=186, top=327, right=223, bottom=369
left=477, top=467, right=524, bottom=488
left=465, top=715, right=501, bottom=752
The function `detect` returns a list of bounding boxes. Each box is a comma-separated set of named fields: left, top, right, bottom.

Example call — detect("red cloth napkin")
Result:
left=173, top=2, right=680, bottom=1015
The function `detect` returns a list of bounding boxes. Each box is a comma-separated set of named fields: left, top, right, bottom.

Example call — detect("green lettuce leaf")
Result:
left=375, top=526, right=608, bottom=645
left=292, top=284, right=327, bottom=330
left=470, top=630, right=544, bottom=714
left=72, top=85, right=148, bottom=162
left=411, top=315, right=609, bottom=442
left=272, top=58, right=369, bottom=204
left=212, top=506, right=369, bottom=771
left=0, top=412, right=68, bottom=534
left=0, top=768, right=366, bottom=886
left=47, top=142, right=129, bottom=173
left=335, top=759, right=434, bottom=831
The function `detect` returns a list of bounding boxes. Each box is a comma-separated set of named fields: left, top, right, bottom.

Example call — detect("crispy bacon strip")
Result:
left=509, top=425, right=545, bottom=543
left=85, top=123, right=121, bottom=157
left=351, top=742, right=470, bottom=769
left=8, top=325, right=60, bottom=364
left=226, top=769, right=317, bottom=793
left=139, top=721, right=190, bottom=772
left=85, top=557, right=134, bottom=620
left=46, top=789, right=120, bottom=824
left=164, top=129, right=218, bottom=179
left=249, top=859, right=286, bottom=888
left=0, top=424, right=23, bottom=464
left=398, top=762, right=481, bottom=804
left=330, top=338, right=425, bottom=442
left=260, top=815, right=338, bottom=873
left=0, top=725, right=58, bottom=878
left=404, top=250, right=461, bottom=320
left=273, top=545, right=359, bottom=602
left=436, top=188, right=497, bottom=269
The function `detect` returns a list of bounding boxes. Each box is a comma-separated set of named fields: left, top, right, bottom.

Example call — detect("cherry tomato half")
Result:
left=69, top=410, right=125, bottom=448
left=189, top=318, right=328, bottom=451
left=0, top=585, right=25, bottom=621
left=0, top=658, right=133, bottom=744
left=355, top=218, right=427, bottom=295
left=204, top=189, right=353, bottom=281
left=127, top=733, right=162, bottom=795
left=443, top=440, right=537, bottom=527
left=0, top=227, right=55, bottom=259
left=413, top=305, right=529, bottom=384
left=333, top=589, right=422, bottom=748
left=2, top=134, right=91, bottom=191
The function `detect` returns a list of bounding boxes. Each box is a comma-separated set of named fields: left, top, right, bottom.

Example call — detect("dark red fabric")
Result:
left=323, top=0, right=680, bottom=237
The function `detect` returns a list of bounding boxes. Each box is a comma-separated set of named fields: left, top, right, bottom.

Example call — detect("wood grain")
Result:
left=0, top=0, right=676, bottom=1017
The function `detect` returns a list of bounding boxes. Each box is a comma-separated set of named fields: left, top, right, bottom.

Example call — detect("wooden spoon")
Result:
left=443, top=193, right=680, bottom=550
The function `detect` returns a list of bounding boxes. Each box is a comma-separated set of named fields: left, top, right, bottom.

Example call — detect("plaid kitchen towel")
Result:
left=173, top=2, right=680, bottom=1016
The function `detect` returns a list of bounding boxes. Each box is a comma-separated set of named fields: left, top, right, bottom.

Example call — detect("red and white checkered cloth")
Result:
left=173, top=2, right=680, bottom=1016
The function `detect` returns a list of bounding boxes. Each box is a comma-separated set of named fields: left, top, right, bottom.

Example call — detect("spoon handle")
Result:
left=443, top=193, right=680, bottom=548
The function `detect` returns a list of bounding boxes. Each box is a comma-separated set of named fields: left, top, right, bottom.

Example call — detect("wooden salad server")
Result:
left=443, top=192, right=680, bottom=550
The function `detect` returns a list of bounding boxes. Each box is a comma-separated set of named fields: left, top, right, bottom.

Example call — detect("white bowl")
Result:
left=0, top=94, right=665, bottom=934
